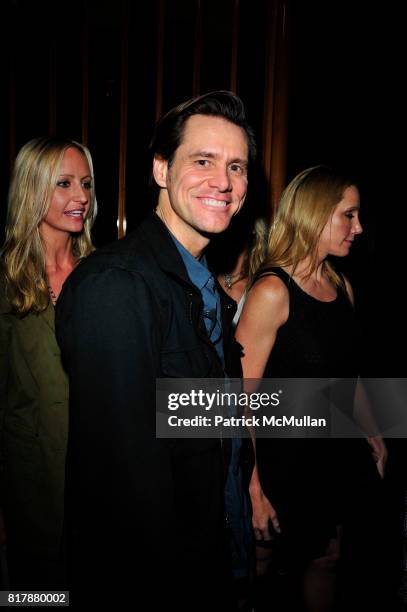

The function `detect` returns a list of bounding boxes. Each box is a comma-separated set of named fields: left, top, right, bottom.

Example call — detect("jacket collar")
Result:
left=137, top=213, right=237, bottom=308
left=135, top=212, right=196, bottom=289
left=124, top=213, right=240, bottom=373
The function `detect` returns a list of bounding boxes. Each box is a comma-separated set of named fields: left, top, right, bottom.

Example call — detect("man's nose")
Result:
left=207, top=166, right=232, bottom=191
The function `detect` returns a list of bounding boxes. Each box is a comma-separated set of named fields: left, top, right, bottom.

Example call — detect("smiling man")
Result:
left=55, top=92, right=256, bottom=610
left=153, top=113, right=249, bottom=255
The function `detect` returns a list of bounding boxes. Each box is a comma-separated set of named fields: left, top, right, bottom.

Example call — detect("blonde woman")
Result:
left=0, top=137, right=97, bottom=589
left=236, top=166, right=386, bottom=611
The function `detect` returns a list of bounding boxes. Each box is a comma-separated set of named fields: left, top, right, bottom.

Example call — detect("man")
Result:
left=56, top=91, right=256, bottom=609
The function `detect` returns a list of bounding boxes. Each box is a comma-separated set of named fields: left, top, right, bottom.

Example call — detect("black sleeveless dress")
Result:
left=254, top=267, right=377, bottom=567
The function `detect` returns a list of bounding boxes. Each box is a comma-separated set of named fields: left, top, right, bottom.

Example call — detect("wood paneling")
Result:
left=117, top=0, right=129, bottom=239
left=192, top=0, right=202, bottom=96
left=230, top=0, right=240, bottom=93
left=262, top=0, right=290, bottom=212
left=155, top=0, right=165, bottom=121
left=3, top=0, right=290, bottom=243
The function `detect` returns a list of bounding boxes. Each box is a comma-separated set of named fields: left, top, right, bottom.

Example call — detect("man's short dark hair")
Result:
left=150, top=90, right=257, bottom=167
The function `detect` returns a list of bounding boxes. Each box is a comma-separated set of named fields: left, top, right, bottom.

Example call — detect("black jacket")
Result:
left=56, top=213, right=241, bottom=609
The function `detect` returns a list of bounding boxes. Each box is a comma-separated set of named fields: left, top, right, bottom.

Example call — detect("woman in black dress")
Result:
left=236, top=166, right=387, bottom=611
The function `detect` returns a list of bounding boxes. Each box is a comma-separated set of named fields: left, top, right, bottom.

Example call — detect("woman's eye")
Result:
left=57, top=180, right=70, bottom=188
left=82, top=181, right=92, bottom=190
left=345, top=213, right=354, bottom=219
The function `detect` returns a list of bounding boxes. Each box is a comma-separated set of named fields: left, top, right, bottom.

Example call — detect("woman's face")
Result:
left=319, top=185, right=363, bottom=258
left=39, top=147, right=92, bottom=238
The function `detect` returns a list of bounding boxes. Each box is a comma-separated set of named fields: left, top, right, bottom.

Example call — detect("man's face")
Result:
left=154, top=114, right=249, bottom=256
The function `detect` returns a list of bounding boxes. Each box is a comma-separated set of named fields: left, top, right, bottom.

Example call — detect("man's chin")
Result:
left=198, top=217, right=236, bottom=237
left=199, top=225, right=230, bottom=239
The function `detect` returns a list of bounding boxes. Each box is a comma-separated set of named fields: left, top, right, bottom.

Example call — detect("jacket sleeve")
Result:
left=55, top=266, right=178, bottom=591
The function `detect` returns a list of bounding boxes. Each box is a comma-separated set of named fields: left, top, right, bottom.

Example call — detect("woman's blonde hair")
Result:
left=262, top=165, right=355, bottom=290
left=245, top=217, right=269, bottom=285
left=1, top=136, right=97, bottom=314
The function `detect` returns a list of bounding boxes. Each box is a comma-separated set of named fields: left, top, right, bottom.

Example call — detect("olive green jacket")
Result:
left=0, top=274, right=68, bottom=559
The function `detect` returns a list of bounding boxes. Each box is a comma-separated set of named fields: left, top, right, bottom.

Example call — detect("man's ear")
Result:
left=153, top=156, right=168, bottom=188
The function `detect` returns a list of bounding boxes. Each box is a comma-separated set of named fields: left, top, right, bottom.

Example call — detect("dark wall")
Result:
left=1, top=0, right=281, bottom=248
left=287, top=0, right=403, bottom=376
left=2, top=0, right=403, bottom=374
left=288, top=7, right=405, bottom=595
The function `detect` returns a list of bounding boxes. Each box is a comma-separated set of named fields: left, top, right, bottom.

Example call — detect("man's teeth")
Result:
left=201, top=198, right=227, bottom=207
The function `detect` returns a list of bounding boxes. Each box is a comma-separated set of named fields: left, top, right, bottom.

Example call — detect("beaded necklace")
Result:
left=47, top=283, right=58, bottom=305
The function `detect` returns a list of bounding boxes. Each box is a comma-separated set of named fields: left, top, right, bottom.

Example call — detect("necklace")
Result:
left=223, top=272, right=243, bottom=289
left=47, top=283, right=58, bottom=305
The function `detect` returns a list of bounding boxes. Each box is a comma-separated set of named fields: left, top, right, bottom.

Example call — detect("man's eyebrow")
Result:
left=188, top=150, right=216, bottom=158
left=230, top=157, right=248, bottom=166
left=188, top=150, right=248, bottom=165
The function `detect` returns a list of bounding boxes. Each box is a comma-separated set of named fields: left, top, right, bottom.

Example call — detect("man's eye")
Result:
left=230, top=164, right=243, bottom=173
left=196, top=159, right=209, bottom=166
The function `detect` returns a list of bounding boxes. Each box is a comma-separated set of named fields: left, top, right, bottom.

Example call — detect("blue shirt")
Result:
left=171, top=235, right=224, bottom=366
left=171, top=234, right=250, bottom=578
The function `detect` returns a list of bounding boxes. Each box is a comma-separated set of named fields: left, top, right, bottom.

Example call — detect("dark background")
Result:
left=287, top=1, right=403, bottom=377
left=1, top=0, right=403, bottom=371
left=1, top=1, right=404, bottom=604
left=287, top=7, right=404, bottom=603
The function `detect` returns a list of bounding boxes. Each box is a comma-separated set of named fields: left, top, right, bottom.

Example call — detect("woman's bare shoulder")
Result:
left=242, top=273, right=289, bottom=328
left=249, top=273, right=289, bottom=303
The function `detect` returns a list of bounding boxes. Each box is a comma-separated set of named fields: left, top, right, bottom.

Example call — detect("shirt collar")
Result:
left=170, top=233, right=212, bottom=291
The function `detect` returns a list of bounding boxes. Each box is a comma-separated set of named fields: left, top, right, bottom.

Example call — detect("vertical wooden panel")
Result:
left=117, top=0, right=129, bottom=238
left=237, top=0, right=268, bottom=204
left=155, top=0, right=165, bottom=120
left=262, top=0, right=278, bottom=214
left=2, top=2, right=15, bottom=234
left=82, top=20, right=89, bottom=146
left=200, top=0, right=234, bottom=94
left=12, top=1, right=51, bottom=150
left=9, top=56, right=16, bottom=174
left=86, top=0, right=122, bottom=247
left=49, top=38, right=57, bottom=136
left=126, top=2, right=157, bottom=231
left=230, top=0, right=240, bottom=93
left=161, top=0, right=195, bottom=112
left=192, top=0, right=202, bottom=96
left=1, top=0, right=292, bottom=243
left=262, top=0, right=290, bottom=213
left=53, top=2, right=83, bottom=143
left=269, top=1, right=290, bottom=209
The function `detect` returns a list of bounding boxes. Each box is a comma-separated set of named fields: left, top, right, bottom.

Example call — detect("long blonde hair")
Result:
left=245, top=217, right=269, bottom=285
left=262, top=166, right=355, bottom=290
left=1, top=137, right=97, bottom=314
